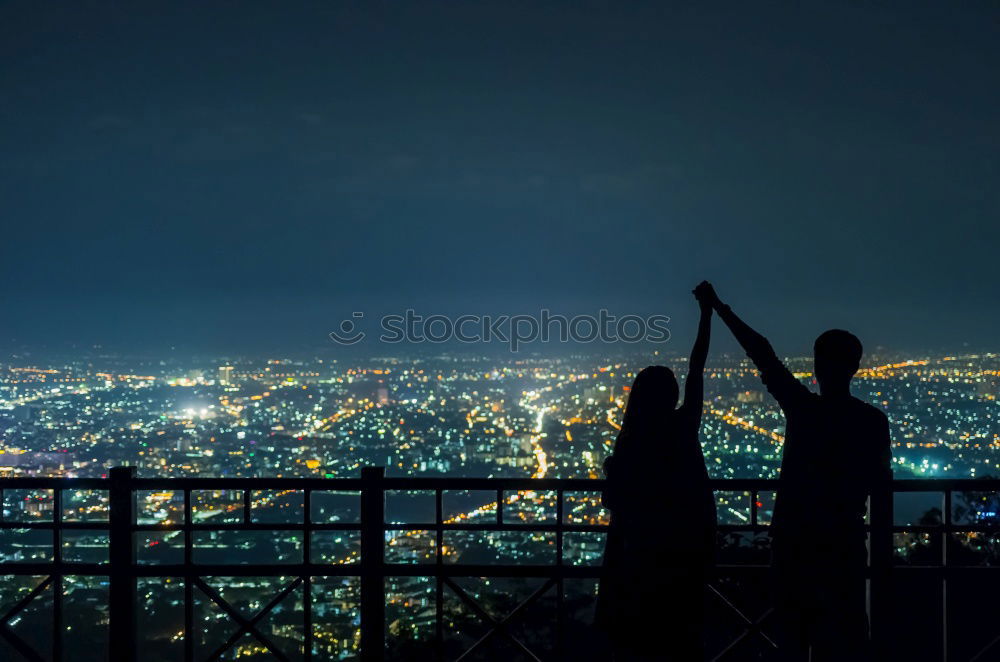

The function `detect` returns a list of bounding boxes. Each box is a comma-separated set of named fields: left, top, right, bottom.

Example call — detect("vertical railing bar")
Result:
left=303, top=488, right=312, bottom=562
left=303, top=488, right=313, bottom=662
left=943, top=489, right=952, bottom=662
left=360, top=466, right=385, bottom=662
left=496, top=488, right=504, bottom=525
left=435, top=488, right=444, bottom=661
left=109, top=467, right=137, bottom=662
left=53, top=486, right=63, bottom=662
left=183, top=489, right=192, bottom=565
left=244, top=488, right=252, bottom=525
left=555, top=490, right=564, bottom=564
left=943, top=489, right=953, bottom=556
left=52, top=487, right=62, bottom=563
left=750, top=490, right=758, bottom=528
left=556, top=489, right=565, bottom=660
left=184, top=488, right=193, bottom=662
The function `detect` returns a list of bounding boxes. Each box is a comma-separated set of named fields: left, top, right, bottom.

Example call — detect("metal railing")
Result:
left=0, top=469, right=997, bottom=661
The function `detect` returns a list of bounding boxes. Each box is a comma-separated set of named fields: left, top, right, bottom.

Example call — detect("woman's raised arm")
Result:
left=684, top=284, right=713, bottom=412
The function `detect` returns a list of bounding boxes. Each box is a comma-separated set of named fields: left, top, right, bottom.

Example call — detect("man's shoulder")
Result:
left=848, top=397, right=889, bottom=426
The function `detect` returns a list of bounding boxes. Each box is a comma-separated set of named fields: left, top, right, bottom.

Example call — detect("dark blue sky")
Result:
left=1, top=1, right=997, bottom=354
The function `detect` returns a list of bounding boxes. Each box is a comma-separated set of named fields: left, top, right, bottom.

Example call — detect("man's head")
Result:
left=813, top=329, right=863, bottom=394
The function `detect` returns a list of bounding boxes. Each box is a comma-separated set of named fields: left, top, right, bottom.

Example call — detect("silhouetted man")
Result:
left=697, top=282, right=891, bottom=662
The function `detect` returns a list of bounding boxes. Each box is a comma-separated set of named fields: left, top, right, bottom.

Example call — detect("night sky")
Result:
left=2, top=2, right=998, bottom=354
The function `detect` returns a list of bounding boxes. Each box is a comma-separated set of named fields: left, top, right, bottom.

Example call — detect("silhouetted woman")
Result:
left=596, top=284, right=717, bottom=660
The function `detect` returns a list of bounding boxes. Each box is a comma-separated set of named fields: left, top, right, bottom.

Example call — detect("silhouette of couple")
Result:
left=596, top=282, right=892, bottom=661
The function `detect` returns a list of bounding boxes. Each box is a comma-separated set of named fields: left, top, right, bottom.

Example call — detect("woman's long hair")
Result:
left=605, top=365, right=683, bottom=538
left=617, top=365, right=679, bottom=452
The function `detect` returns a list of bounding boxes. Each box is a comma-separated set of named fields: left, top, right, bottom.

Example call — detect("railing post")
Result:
left=109, top=466, right=137, bottom=662
left=869, top=475, right=893, bottom=659
left=360, top=466, right=385, bottom=662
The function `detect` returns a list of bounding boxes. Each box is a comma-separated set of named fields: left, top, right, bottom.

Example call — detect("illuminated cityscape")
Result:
left=1, top=349, right=998, bottom=659
left=3, top=351, right=998, bottom=482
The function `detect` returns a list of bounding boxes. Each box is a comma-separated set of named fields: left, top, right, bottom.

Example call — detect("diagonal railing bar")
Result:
left=0, top=576, right=53, bottom=625
left=710, top=608, right=776, bottom=662
left=455, top=577, right=556, bottom=662
left=194, top=576, right=300, bottom=662
left=0, top=621, right=45, bottom=662
left=969, top=632, right=1000, bottom=662
left=707, top=584, right=777, bottom=662
left=203, top=575, right=304, bottom=662
left=443, top=577, right=544, bottom=662
left=0, top=576, right=53, bottom=662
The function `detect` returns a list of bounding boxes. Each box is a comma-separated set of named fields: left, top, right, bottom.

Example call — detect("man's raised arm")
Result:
left=696, top=281, right=808, bottom=405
